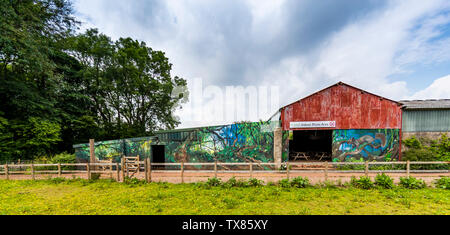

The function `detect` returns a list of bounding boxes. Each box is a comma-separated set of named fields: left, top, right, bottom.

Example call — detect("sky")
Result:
left=73, top=0, right=450, bottom=128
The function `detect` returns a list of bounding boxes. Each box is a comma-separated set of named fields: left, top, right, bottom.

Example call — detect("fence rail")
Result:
left=0, top=161, right=448, bottom=182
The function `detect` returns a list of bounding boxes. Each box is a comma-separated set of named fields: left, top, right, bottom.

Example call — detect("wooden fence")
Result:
left=0, top=160, right=448, bottom=182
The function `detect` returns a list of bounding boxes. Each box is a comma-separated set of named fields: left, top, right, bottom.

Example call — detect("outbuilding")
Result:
left=74, top=82, right=406, bottom=163
left=279, top=82, right=403, bottom=162
left=399, top=99, right=450, bottom=140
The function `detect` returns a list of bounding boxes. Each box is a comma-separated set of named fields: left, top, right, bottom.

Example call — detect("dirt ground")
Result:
left=1, top=171, right=448, bottom=185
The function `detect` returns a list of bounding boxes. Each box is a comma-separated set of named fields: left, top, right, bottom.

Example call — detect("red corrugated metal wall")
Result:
left=281, top=83, right=402, bottom=130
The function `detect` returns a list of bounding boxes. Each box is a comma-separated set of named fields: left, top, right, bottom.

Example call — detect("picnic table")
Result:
left=314, top=152, right=328, bottom=161
left=291, top=152, right=310, bottom=161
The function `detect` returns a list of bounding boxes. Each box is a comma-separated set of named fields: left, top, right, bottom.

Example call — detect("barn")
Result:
left=74, top=82, right=404, bottom=163
left=399, top=99, right=450, bottom=140
left=279, top=82, right=403, bottom=162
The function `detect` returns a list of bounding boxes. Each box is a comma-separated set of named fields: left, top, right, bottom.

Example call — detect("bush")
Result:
left=402, top=134, right=450, bottom=163
left=374, top=173, right=394, bottom=189
left=350, top=176, right=374, bottom=189
left=403, top=136, right=422, bottom=149
left=278, top=179, right=291, bottom=188
left=51, top=152, right=77, bottom=163
left=248, top=178, right=263, bottom=187
left=223, top=177, right=247, bottom=187
left=123, top=177, right=146, bottom=185
left=434, top=177, right=450, bottom=189
left=290, top=176, right=310, bottom=188
left=399, top=177, right=426, bottom=189
left=402, top=148, right=435, bottom=162
left=206, top=177, right=222, bottom=187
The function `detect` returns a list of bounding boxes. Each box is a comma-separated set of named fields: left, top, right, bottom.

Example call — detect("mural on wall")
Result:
left=332, top=129, right=400, bottom=162
left=161, top=121, right=280, bottom=164
left=73, top=137, right=155, bottom=163
left=74, top=121, right=284, bottom=164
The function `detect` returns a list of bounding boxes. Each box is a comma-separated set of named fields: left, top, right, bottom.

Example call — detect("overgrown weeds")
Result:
left=399, top=177, right=426, bottom=189
left=434, top=177, right=450, bottom=189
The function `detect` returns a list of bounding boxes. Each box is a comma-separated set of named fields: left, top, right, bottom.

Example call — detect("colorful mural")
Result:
left=73, top=136, right=155, bottom=163
left=332, top=129, right=400, bottom=162
left=160, top=121, right=281, bottom=164
left=74, top=124, right=399, bottom=163
left=74, top=121, right=284, bottom=164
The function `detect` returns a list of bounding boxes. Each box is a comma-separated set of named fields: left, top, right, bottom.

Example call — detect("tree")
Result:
left=70, top=30, right=188, bottom=139
left=0, top=1, right=188, bottom=162
left=0, top=0, right=78, bottom=80
left=0, top=0, right=81, bottom=161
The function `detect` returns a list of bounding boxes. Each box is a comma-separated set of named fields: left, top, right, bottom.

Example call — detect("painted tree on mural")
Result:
left=332, top=129, right=400, bottom=162
left=167, top=121, right=277, bottom=164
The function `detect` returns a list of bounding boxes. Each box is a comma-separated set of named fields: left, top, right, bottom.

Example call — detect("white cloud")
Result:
left=409, top=74, right=450, bottom=99
left=73, top=0, right=450, bottom=128
left=257, top=0, right=450, bottom=102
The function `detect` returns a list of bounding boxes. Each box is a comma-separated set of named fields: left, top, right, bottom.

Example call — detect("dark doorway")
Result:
left=289, top=130, right=332, bottom=161
left=151, top=145, right=165, bottom=169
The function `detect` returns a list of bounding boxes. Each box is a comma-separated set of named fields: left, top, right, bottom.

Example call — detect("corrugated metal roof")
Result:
left=399, top=99, right=450, bottom=110
left=280, top=81, right=401, bottom=110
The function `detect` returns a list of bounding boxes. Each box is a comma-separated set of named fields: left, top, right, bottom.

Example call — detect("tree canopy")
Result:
left=0, top=0, right=188, bottom=162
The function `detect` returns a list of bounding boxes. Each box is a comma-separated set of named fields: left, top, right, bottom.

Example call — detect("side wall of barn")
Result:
left=73, top=121, right=287, bottom=164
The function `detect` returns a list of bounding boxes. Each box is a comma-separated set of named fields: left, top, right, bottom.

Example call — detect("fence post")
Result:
left=286, top=162, right=290, bottom=180
left=87, top=163, right=91, bottom=180
left=137, top=155, right=140, bottom=174
left=58, top=163, right=61, bottom=177
left=324, top=162, right=328, bottom=181
left=144, top=157, right=148, bottom=183
left=249, top=162, right=253, bottom=178
left=116, top=163, right=120, bottom=182
left=121, top=157, right=125, bottom=182
left=406, top=160, right=410, bottom=177
left=5, top=163, right=8, bottom=180
left=365, top=161, right=369, bottom=177
left=148, top=158, right=152, bottom=183
left=89, top=139, right=95, bottom=172
left=214, top=160, right=218, bottom=178
left=31, top=163, right=35, bottom=180
left=181, top=161, right=184, bottom=183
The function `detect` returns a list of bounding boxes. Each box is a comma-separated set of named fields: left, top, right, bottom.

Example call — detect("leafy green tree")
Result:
left=0, top=0, right=79, bottom=161
left=0, top=1, right=188, bottom=162
left=10, top=117, right=61, bottom=159
left=70, top=29, right=187, bottom=139
left=0, top=0, right=78, bottom=79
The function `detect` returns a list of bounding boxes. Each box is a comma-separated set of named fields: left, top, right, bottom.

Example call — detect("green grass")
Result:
left=0, top=179, right=449, bottom=215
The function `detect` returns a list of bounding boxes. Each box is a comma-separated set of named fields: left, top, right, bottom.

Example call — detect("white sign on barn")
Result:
left=290, top=121, right=336, bottom=129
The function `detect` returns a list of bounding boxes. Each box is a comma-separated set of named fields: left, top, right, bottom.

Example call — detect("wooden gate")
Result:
left=122, top=155, right=140, bottom=178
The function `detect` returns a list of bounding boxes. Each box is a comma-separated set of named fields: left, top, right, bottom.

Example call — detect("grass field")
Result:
left=0, top=179, right=449, bottom=215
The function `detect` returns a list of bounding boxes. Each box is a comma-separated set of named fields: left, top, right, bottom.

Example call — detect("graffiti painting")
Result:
left=332, top=129, right=400, bottom=162
left=74, top=121, right=283, bottom=164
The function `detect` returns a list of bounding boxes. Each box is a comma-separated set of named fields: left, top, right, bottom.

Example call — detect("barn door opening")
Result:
left=151, top=145, right=165, bottom=169
left=289, top=130, right=332, bottom=161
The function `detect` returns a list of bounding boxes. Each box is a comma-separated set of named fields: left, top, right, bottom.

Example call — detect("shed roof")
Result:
left=399, top=99, right=450, bottom=110
left=279, top=81, right=401, bottom=110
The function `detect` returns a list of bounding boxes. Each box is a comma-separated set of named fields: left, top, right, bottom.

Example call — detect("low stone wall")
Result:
left=402, top=132, right=450, bottom=140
